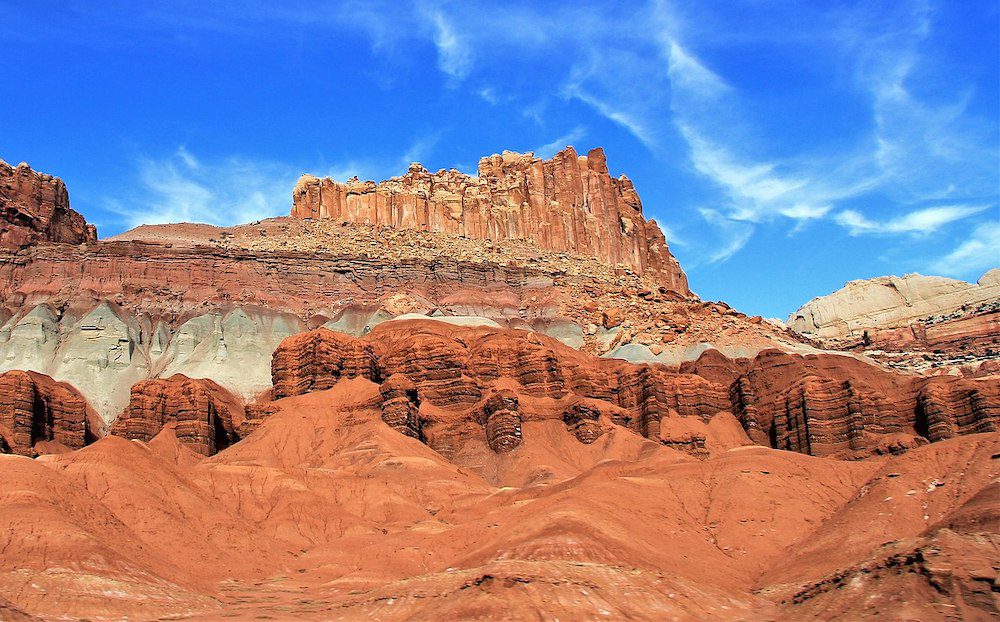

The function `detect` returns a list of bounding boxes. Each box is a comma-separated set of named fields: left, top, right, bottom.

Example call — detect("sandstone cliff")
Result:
left=0, top=160, right=96, bottom=247
left=291, top=147, right=689, bottom=293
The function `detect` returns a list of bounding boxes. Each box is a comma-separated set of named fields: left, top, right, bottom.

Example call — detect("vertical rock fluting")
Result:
left=291, top=147, right=689, bottom=293
left=379, top=374, right=424, bottom=440
left=562, top=402, right=605, bottom=444
left=112, top=375, right=241, bottom=456
left=0, top=370, right=89, bottom=455
left=917, top=379, right=999, bottom=442
left=0, top=160, right=97, bottom=247
left=269, top=327, right=1000, bottom=459
left=271, top=328, right=379, bottom=399
left=477, top=390, right=523, bottom=453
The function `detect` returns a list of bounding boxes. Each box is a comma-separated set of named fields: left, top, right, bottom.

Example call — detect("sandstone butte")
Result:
left=292, top=146, right=690, bottom=294
left=0, top=150, right=997, bottom=621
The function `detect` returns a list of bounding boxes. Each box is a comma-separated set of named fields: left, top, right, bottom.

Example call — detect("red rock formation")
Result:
left=270, top=323, right=997, bottom=459
left=0, top=160, right=96, bottom=247
left=379, top=374, right=424, bottom=440
left=476, top=389, right=523, bottom=453
left=0, top=370, right=90, bottom=455
left=111, top=375, right=242, bottom=456
left=291, top=147, right=689, bottom=293
left=562, top=402, right=606, bottom=444
left=916, top=377, right=999, bottom=442
left=271, top=328, right=379, bottom=399
left=681, top=348, right=1000, bottom=458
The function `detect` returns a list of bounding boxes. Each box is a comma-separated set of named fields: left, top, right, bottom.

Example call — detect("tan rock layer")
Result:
left=291, top=147, right=688, bottom=293
left=0, top=160, right=96, bottom=247
left=0, top=370, right=89, bottom=455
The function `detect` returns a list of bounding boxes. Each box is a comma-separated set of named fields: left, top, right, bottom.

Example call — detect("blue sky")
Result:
left=1, top=1, right=997, bottom=318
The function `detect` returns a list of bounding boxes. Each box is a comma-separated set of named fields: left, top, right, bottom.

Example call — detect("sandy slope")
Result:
left=0, top=378, right=996, bottom=620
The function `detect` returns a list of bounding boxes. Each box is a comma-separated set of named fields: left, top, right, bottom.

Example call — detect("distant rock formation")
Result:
left=292, top=147, right=689, bottom=293
left=787, top=270, right=1000, bottom=372
left=0, top=160, right=96, bottom=247
left=0, top=370, right=92, bottom=455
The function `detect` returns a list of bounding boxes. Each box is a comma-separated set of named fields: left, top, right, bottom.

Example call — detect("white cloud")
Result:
left=834, top=204, right=988, bottom=236
left=426, top=10, right=472, bottom=81
left=928, top=221, right=1000, bottom=278
left=105, top=141, right=439, bottom=230
left=698, top=208, right=754, bottom=263
left=531, top=126, right=586, bottom=159
left=105, top=150, right=299, bottom=229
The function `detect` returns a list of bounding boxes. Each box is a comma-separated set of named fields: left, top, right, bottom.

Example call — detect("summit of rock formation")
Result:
left=291, top=146, right=690, bottom=293
left=0, top=160, right=97, bottom=247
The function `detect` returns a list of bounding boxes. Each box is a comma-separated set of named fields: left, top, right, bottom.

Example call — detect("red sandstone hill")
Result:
left=0, top=153, right=997, bottom=620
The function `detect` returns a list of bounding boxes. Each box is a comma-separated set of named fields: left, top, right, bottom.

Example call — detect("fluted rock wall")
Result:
left=269, top=323, right=737, bottom=456
left=292, top=147, right=689, bottom=293
left=270, top=323, right=995, bottom=459
left=0, top=160, right=96, bottom=247
left=0, top=370, right=90, bottom=455
left=379, top=374, right=424, bottom=440
left=683, top=348, right=1000, bottom=458
left=916, top=378, right=999, bottom=442
left=111, top=375, right=242, bottom=456
left=271, top=329, right=379, bottom=400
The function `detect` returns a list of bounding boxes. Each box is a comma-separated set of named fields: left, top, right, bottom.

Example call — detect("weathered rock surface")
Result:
left=268, top=322, right=998, bottom=459
left=0, top=370, right=93, bottom=455
left=0, top=160, right=96, bottom=247
left=292, top=147, right=689, bottom=293
left=684, top=348, right=999, bottom=459
left=789, top=270, right=1000, bottom=373
left=111, top=375, right=242, bottom=455
left=2, top=377, right=996, bottom=621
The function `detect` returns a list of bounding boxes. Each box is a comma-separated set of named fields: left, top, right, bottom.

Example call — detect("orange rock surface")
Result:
left=292, top=147, right=689, bottom=293
left=0, top=159, right=96, bottom=247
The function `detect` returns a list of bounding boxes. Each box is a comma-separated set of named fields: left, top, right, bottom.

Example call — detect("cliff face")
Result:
left=111, top=375, right=243, bottom=456
left=0, top=160, right=97, bottom=247
left=291, top=147, right=689, bottom=293
left=0, top=370, right=93, bottom=455
left=269, top=322, right=998, bottom=460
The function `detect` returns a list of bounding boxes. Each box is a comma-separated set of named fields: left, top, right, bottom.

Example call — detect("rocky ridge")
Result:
left=292, top=146, right=689, bottom=292
left=0, top=159, right=96, bottom=247
left=788, top=270, right=1000, bottom=373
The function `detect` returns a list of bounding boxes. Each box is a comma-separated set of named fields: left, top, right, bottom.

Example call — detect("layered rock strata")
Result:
left=269, top=322, right=1000, bottom=459
left=0, top=160, right=96, bottom=247
left=292, top=147, right=689, bottom=293
left=111, top=375, right=242, bottom=456
left=788, top=270, right=1000, bottom=372
left=0, top=370, right=91, bottom=455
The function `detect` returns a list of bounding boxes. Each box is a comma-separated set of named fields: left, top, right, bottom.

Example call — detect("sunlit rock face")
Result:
left=0, top=159, right=96, bottom=248
left=292, top=146, right=690, bottom=294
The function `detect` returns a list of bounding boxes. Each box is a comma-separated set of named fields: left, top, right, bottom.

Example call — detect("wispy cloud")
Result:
left=698, top=208, right=754, bottom=264
left=531, top=126, right=586, bottom=159
left=424, top=8, right=472, bottom=81
left=928, top=221, right=1000, bottom=278
left=105, top=139, right=439, bottom=230
left=835, top=205, right=988, bottom=236
left=104, top=148, right=300, bottom=229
